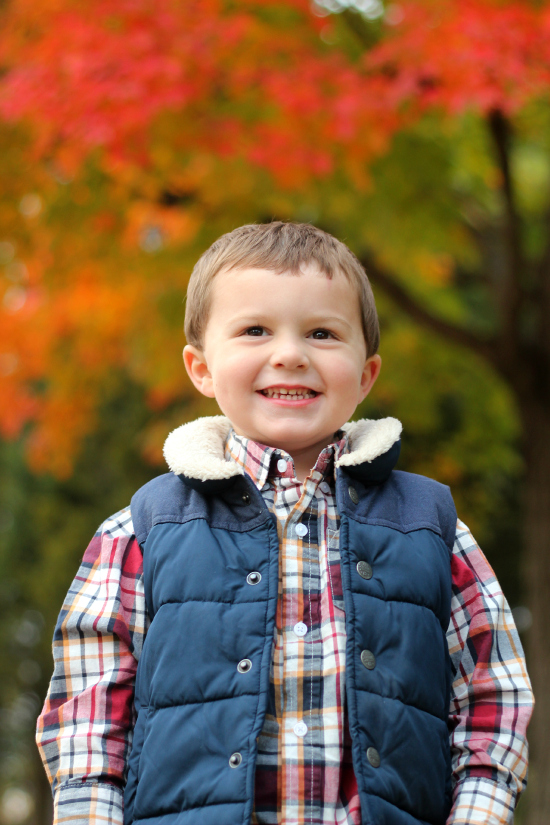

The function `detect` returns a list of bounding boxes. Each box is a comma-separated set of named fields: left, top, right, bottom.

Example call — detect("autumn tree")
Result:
left=1, top=0, right=549, bottom=821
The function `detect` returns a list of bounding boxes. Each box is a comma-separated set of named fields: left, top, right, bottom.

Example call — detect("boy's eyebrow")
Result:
left=312, top=315, right=354, bottom=330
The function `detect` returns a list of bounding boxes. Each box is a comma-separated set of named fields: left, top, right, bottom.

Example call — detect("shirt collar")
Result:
left=224, top=429, right=349, bottom=491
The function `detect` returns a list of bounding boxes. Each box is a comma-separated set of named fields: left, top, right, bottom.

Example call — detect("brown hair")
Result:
left=184, top=221, right=379, bottom=356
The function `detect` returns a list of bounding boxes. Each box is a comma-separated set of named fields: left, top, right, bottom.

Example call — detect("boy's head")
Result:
left=185, top=221, right=379, bottom=356
left=183, top=222, right=381, bottom=473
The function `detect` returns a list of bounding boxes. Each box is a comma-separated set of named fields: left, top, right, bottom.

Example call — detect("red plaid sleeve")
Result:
left=447, top=520, right=533, bottom=824
left=36, top=506, right=147, bottom=825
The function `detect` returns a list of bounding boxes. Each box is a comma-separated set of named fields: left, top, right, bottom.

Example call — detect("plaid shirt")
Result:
left=37, top=432, right=533, bottom=825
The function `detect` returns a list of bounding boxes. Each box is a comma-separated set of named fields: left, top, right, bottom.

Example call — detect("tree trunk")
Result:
left=520, top=400, right=550, bottom=825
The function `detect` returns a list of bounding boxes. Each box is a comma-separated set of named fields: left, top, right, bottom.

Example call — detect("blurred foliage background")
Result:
left=1, top=0, right=549, bottom=823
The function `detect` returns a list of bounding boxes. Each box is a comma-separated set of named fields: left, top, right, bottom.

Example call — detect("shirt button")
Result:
left=295, top=523, right=308, bottom=537
left=293, top=721, right=308, bottom=738
left=293, top=622, right=307, bottom=637
left=277, top=458, right=288, bottom=473
left=320, top=482, right=331, bottom=494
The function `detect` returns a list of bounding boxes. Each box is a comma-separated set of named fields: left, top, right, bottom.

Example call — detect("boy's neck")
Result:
left=291, top=450, right=324, bottom=484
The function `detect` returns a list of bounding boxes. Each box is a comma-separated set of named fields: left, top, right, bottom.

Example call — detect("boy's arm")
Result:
left=446, top=520, right=533, bottom=825
left=36, top=506, right=148, bottom=825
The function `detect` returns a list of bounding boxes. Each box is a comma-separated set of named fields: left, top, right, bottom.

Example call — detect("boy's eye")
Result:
left=310, top=329, right=333, bottom=340
left=244, top=326, right=266, bottom=336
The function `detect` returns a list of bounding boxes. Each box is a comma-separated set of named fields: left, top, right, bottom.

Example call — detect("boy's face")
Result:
left=183, top=265, right=381, bottom=470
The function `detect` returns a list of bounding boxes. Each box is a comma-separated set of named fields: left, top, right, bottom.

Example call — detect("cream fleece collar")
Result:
left=163, top=415, right=402, bottom=482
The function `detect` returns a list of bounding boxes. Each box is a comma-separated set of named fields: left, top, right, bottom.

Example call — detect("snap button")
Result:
left=295, top=523, right=308, bottom=537
left=293, top=721, right=308, bottom=737
left=277, top=458, right=288, bottom=473
left=237, top=658, right=252, bottom=673
left=320, top=481, right=331, bottom=494
left=229, top=752, right=242, bottom=768
left=356, top=560, right=373, bottom=580
left=246, top=571, right=261, bottom=585
left=348, top=486, right=359, bottom=505
left=293, top=622, right=307, bottom=637
left=367, top=747, right=380, bottom=768
left=241, top=493, right=251, bottom=504
left=361, top=650, right=376, bottom=670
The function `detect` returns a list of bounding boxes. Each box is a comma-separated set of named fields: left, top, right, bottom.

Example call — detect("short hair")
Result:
left=184, top=221, right=380, bottom=356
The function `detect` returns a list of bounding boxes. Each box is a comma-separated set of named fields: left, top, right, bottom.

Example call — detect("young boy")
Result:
left=37, top=222, right=533, bottom=825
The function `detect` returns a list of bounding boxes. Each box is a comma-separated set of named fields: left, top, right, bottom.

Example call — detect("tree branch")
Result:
left=360, top=252, right=499, bottom=365
left=486, top=109, right=524, bottom=344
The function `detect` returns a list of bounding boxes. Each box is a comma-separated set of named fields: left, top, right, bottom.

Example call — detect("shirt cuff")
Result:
left=447, top=776, right=516, bottom=825
left=53, top=781, right=124, bottom=825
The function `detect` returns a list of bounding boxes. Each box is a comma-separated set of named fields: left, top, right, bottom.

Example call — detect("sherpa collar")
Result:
left=163, top=415, right=402, bottom=486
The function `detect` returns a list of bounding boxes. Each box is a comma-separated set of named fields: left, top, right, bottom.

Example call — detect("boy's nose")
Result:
left=269, top=337, right=309, bottom=370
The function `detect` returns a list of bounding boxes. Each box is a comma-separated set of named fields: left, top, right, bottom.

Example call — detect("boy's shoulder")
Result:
left=130, top=471, right=197, bottom=546
left=340, top=468, right=457, bottom=553
left=129, top=467, right=267, bottom=547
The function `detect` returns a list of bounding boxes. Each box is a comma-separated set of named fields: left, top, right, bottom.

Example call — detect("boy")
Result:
left=37, top=222, right=533, bottom=825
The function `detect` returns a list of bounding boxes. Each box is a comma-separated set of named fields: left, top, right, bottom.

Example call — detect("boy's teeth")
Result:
left=262, top=387, right=316, bottom=399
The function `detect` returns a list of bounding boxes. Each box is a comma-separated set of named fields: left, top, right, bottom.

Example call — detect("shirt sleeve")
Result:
left=446, top=519, right=534, bottom=825
left=36, top=506, right=148, bottom=825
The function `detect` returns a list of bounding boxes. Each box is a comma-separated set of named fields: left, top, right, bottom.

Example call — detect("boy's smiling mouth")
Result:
left=259, top=386, right=319, bottom=400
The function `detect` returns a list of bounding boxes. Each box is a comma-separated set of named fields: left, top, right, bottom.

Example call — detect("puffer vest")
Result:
left=124, top=429, right=456, bottom=825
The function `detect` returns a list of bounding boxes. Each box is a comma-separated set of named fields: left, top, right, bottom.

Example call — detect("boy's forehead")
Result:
left=210, top=265, right=357, bottom=309
left=212, top=263, right=354, bottom=298
left=206, top=265, right=363, bottom=332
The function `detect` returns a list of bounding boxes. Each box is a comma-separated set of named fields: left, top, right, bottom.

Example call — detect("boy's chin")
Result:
left=245, top=426, right=341, bottom=454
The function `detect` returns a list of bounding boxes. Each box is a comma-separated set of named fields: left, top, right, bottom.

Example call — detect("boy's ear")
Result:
left=183, top=345, right=216, bottom=398
left=359, top=354, right=382, bottom=402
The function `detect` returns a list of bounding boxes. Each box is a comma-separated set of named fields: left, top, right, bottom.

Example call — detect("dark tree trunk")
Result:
left=520, top=400, right=550, bottom=825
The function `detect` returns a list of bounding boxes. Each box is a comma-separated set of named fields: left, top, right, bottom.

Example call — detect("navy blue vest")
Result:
left=124, top=447, right=455, bottom=825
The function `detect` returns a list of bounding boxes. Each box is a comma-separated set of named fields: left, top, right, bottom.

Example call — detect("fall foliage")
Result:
left=1, top=1, right=550, bottom=822
left=1, top=0, right=550, bottom=474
